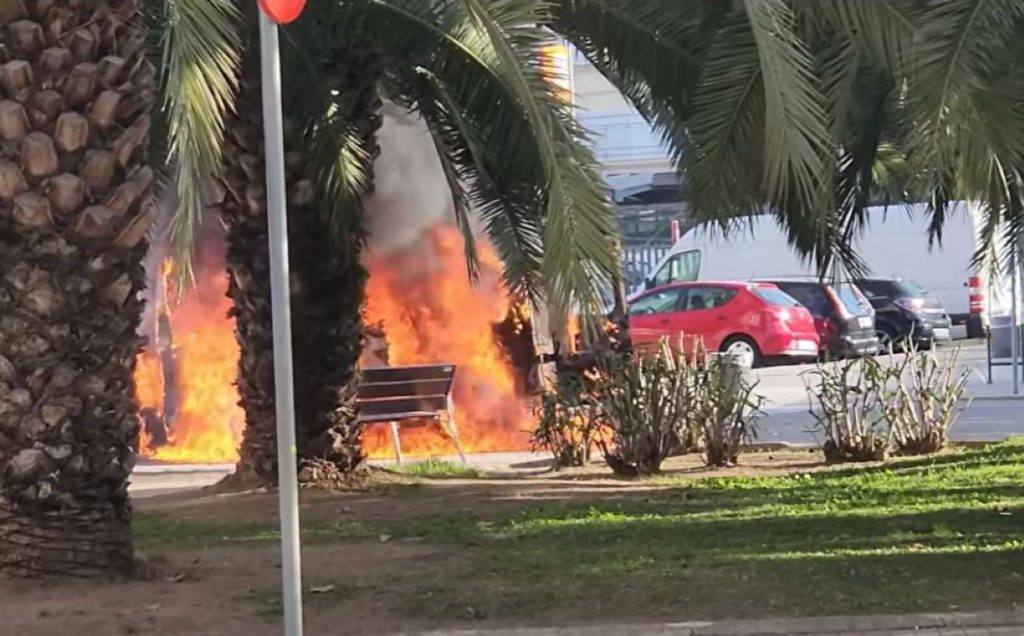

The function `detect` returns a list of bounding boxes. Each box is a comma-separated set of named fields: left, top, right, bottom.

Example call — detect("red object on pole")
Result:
left=670, top=219, right=681, bottom=243
left=258, top=0, right=306, bottom=24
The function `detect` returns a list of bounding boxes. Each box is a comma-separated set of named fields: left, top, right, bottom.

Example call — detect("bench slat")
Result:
left=362, top=364, right=455, bottom=384
left=357, top=395, right=449, bottom=419
left=358, top=379, right=452, bottom=400
left=359, top=412, right=441, bottom=424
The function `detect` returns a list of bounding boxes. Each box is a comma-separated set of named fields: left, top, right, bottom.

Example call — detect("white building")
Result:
left=569, top=51, right=684, bottom=287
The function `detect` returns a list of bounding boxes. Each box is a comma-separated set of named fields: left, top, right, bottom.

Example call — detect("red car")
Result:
left=628, top=281, right=820, bottom=367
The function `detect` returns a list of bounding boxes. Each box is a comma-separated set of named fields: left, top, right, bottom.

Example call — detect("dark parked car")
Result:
left=758, top=278, right=878, bottom=357
left=854, top=278, right=952, bottom=351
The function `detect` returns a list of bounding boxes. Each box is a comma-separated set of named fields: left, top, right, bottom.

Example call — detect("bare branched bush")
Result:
left=886, top=345, right=970, bottom=455
left=805, top=357, right=893, bottom=463
left=693, top=355, right=764, bottom=467
left=593, top=341, right=693, bottom=477
left=530, top=374, right=608, bottom=468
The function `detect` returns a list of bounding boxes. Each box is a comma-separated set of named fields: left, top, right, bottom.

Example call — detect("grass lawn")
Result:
left=349, top=443, right=1024, bottom=623
left=5, top=443, right=1024, bottom=635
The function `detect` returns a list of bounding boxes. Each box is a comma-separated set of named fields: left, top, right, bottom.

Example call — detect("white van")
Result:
left=634, top=202, right=1009, bottom=339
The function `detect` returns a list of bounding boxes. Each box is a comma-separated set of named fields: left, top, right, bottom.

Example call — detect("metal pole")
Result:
left=987, top=326, right=993, bottom=384
left=259, top=12, right=304, bottom=636
left=1010, top=247, right=1019, bottom=395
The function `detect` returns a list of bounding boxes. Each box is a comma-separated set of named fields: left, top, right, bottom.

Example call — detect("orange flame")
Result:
left=135, top=222, right=531, bottom=465
left=134, top=238, right=244, bottom=464
left=362, top=225, right=531, bottom=457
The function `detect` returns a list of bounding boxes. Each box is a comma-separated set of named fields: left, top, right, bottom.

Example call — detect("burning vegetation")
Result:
left=134, top=222, right=532, bottom=464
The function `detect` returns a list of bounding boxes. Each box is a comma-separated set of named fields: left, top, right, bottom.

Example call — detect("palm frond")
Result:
left=361, top=0, right=619, bottom=319
left=151, top=0, right=243, bottom=277
left=462, top=0, right=621, bottom=321
left=743, top=0, right=830, bottom=212
left=278, top=17, right=372, bottom=259
left=906, top=0, right=1024, bottom=191
left=795, top=0, right=916, bottom=69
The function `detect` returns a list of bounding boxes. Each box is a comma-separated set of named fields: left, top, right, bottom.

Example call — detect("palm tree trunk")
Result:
left=0, top=0, right=154, bottom=577
left=220, top=64, right=380, bottom=484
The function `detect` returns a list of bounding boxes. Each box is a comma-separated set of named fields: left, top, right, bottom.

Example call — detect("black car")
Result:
left=854, top=278, right=952, bottom=351
left=758, top=278, right=878, bottom=357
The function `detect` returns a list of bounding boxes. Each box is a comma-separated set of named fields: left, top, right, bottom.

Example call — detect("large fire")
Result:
left=362, top=225, right=531, bottom=457
left=134, top=223, right=531, bottom=463
left=135, top=236, right=245, bottom=464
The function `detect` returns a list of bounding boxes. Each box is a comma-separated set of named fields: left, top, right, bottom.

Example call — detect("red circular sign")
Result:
left=258, top=0, right=306, bottom=24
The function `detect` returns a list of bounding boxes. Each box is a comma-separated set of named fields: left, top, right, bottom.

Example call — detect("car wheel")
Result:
left=720, top=335, right=763, bottom=368
left=875, top=324, right=902, bottom=354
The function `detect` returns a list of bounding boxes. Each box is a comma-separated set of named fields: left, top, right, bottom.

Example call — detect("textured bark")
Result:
left=222, top=55, right=381, bottom=485
left=0, top=0, right=154, bottom=578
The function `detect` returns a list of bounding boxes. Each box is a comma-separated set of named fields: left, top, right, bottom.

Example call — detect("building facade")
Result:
left=570, top=52, right=686, bottom=289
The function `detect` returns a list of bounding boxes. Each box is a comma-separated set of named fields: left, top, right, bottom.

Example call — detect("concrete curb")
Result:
left=405, top=610, right=1024, bottom=636
left=133, top=462, right=235, bottom=474
left=968, top=393, right=1024, bottom=401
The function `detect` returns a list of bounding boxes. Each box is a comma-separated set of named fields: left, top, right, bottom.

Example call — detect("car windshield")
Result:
left=753, top=287, right=800, bottom=307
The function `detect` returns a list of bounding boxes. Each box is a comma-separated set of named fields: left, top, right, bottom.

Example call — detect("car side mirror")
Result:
left=644, top=278, right=654, bottom=290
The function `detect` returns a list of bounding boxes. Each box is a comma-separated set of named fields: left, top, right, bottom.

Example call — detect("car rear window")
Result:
left=753, top=287, right=800, bottom=307
left=837, top=283, right=872, bottom=315
left=776, top=282, right=830, bottom=316
left=895, top=279, right=930, bottom=297
left=858, top=278, right=928, bottom=299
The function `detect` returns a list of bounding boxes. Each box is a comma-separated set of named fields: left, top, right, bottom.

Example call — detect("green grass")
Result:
left=375, top=442, right=1024, bottom=621
left=392, top=458, right=485, bottom=479
left=136, top=441, right=1024, bottom=624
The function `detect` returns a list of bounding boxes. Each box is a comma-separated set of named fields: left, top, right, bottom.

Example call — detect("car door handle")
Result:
left=716, top=315, right=728, bottom=321
left=659, top=318, right=671, bottom=325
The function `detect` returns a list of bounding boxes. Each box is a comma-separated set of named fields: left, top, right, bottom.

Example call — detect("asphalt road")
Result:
left=759, top=399, right=1024, bottom=445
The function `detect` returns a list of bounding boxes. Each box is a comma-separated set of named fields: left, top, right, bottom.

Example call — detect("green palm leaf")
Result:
left=148, top=0, right=242, bottom=276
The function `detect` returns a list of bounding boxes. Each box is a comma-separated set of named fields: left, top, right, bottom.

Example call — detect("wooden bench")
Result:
left=356, top=364, right=467, bottom=465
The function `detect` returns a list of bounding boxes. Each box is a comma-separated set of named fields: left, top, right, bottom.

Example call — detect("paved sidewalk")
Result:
left=405, top=611, right=1024, bottom=636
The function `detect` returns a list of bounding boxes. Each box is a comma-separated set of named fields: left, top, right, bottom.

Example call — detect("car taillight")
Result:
left=895, top=297, right=924, bottom=312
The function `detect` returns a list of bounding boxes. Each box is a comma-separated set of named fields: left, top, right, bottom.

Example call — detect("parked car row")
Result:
left=626, top=276, right=953, bottom=367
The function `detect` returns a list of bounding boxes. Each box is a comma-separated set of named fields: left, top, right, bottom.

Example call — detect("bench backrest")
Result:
left=357, top=364, right=456, bottom=423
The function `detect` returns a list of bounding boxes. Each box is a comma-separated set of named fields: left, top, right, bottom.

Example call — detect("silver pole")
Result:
left=258, top=12, right=304, bottom=636
left=1011, top=247, right=1019, bottom=396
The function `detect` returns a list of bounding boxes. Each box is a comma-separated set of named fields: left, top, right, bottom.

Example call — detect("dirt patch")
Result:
left=137, top=449, right=829, bottom=523
left=0, top=540, right=456, bottom=636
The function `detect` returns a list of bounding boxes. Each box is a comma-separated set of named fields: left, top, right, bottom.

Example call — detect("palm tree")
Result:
left=0, top=0, right=155, bottom=576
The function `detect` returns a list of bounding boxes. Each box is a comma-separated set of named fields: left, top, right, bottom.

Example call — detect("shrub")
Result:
left=805, top=356, right=894, bottom=462
left=530, top=374, right=607, bottom=468
left=593, top=341, right=694, bottom=476
left=693, top=355, right=764, bottom=467
left=886, top=345, right=970, bottom=455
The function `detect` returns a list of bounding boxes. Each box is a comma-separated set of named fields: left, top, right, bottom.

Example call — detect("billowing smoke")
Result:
left=364, top=103, right=470, bottom=255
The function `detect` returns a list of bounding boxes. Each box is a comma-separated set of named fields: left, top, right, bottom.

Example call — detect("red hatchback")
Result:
left=628, top=281, right=820, bottom=367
